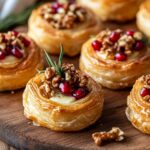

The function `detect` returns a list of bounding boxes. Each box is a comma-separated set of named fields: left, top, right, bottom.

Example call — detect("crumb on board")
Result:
left=11, top=91, right=15, bottom=94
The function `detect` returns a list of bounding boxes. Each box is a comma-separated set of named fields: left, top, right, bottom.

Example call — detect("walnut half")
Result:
left=92, top=127, right=125, bottom=146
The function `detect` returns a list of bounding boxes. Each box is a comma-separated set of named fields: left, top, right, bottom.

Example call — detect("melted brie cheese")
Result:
left=0, top=49, right=25, bottom=68
left=51, top=93, right=76, bottom=105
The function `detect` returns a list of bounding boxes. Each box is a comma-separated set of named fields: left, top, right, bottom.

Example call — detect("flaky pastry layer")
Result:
left=28, top=3, right=101, bottom=57
left=126, top=77, right=150, bottom=134
left=23, top=73, right=104, bottom=132
left=0, top=34, right=44, bottom=91
left=79, top=38, right=150, bottom=89
left=137, top=0, right=150, bottom=37
left=78, top=0, right=143, bottom=22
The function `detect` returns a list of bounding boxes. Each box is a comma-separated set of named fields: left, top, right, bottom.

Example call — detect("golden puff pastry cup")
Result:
left=126, top=74, right=150, bottom=134
left=137, top=0, right=150, bottom=38
left=78, top=0, right=143, bottom=22
left=23, top=52, right=104, bottom=131
left=28, top=2, right=101, bottom=57
left=80, top=29, right=150, bottom=90
left=0, top=31, right=44, bottom=91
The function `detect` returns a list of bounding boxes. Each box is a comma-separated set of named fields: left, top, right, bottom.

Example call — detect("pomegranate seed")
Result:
left=140, top=87, right=150, bottom=97
left=134, top=41, right=144, bottom=50
left=126, top=30, right=134, bottom=36
left=73, top=88, right=87, bottom=100
left=68, top=0, right=75, bottom=4
left=52, top=3, right=63, bottom=9
left=92, top=40, right=102, bottom=51
left=115, top=53, right=127, bottom=61
left=5, top=45, right=12, bottom=55
left=50, top=7, right=57, bottom=14
left=59, top=82, right=72, bottom=95
left=12, top=30, right=19, bottom=37
left=0, top=51, right=6, bottom=60
left=11, top=47, right=23, bottom=58
left=21, top=37, right=30, bottom=47
left=109, top=32, right=120, bottom=43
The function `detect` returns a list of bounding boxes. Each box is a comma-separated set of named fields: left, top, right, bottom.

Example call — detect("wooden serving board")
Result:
left=0, top=22, right=150, bottom=150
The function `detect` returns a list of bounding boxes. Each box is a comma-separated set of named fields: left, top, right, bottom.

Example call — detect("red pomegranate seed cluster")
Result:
left=59, top=81, right=88, bottom=100
left=91, top=29, right=147, bottom=61
left=0, top=31, right=30, bottom=60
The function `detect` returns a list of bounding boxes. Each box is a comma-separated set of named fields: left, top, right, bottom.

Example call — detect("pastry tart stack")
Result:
left=137, top=0, right=150, bottom=38
left=126, top=75, right=150, bottom=134
left=80, top=29, right=150, bottom=89
left=0, top=31, right=44, bottom=91
left=78, top=0, right=143, bottom=22
left=28, top=1, right=101, bottom=56
left=23, top=49, right=104, bottom=131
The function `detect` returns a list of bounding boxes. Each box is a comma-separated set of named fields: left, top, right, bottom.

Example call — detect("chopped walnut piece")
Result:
left=45, top=67, right=56, bottom=80
left=143, top=74, right=150, bottom=89
left=92, top=127, right=125, bottom=146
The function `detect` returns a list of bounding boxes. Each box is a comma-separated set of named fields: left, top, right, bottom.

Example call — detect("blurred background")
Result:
left=0, top=0, right=50, bottom=32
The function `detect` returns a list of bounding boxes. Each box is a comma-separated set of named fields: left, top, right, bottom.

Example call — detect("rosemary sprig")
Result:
left=44, top=46, right=64, bottom=77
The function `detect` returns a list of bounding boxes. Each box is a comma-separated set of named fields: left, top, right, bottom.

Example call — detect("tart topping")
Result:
left=92, top=127, right=125, bottom=146
left=40, top=2, right=87, bottom=29
left=91, top=29, right=147, bottom=61
left=140, top=75, right=150, bottom=102
left=0, top=31, right=30, bottom=61
left=39, top=47, right=89, bottom=100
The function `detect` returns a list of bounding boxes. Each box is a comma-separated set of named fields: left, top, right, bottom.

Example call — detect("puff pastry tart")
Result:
left=80, top=29, right=150, bottom=89
left=28, top=1, right=100, bottom=56
left=23, top=50, right=104, bottom=131
left=126, top=74, right=150, bottom=134
left=78, top=0, right=143, bottom=22
left=0, top=31, right=44, bottom=91
left=137, top=0, right=150, bottom=38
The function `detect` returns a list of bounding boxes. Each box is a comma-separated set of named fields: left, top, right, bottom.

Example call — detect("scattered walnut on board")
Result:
left=92, top=127, right=125, bottom=146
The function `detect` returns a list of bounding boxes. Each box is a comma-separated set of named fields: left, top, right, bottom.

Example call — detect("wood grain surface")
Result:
left=0, top=20, right=150, bottom=150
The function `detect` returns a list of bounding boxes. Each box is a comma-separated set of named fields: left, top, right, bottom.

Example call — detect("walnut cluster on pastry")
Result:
left=0, top=31, right=30, bottom=60
left=126, top=74, right=150, bottom=134
left=23, top=48, right=104, bottom=131
left=91, top=29, right=147, bottom=61
left=39, top=63, right=89, bottom=100
left=80, top=28, right=150, bottom=89
left=0, top=31, right=44, bottom=91
left=40, top=2, right=87, bottom=29
left=140, top=75, right=150, bottom=103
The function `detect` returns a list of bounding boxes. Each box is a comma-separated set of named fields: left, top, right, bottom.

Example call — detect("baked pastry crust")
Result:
left=23, top=73, right=104, bottom=132
left=28, top=3, right=101, bottom=57
left=0, top=33, right=44, bottom=91
left=137, top=0, right=150, bottom=37
left=79, top=30, right=150, bottom=89
left=126, top=75, right=150, bottom=134
left=78, top=0, right=143, bottom=22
